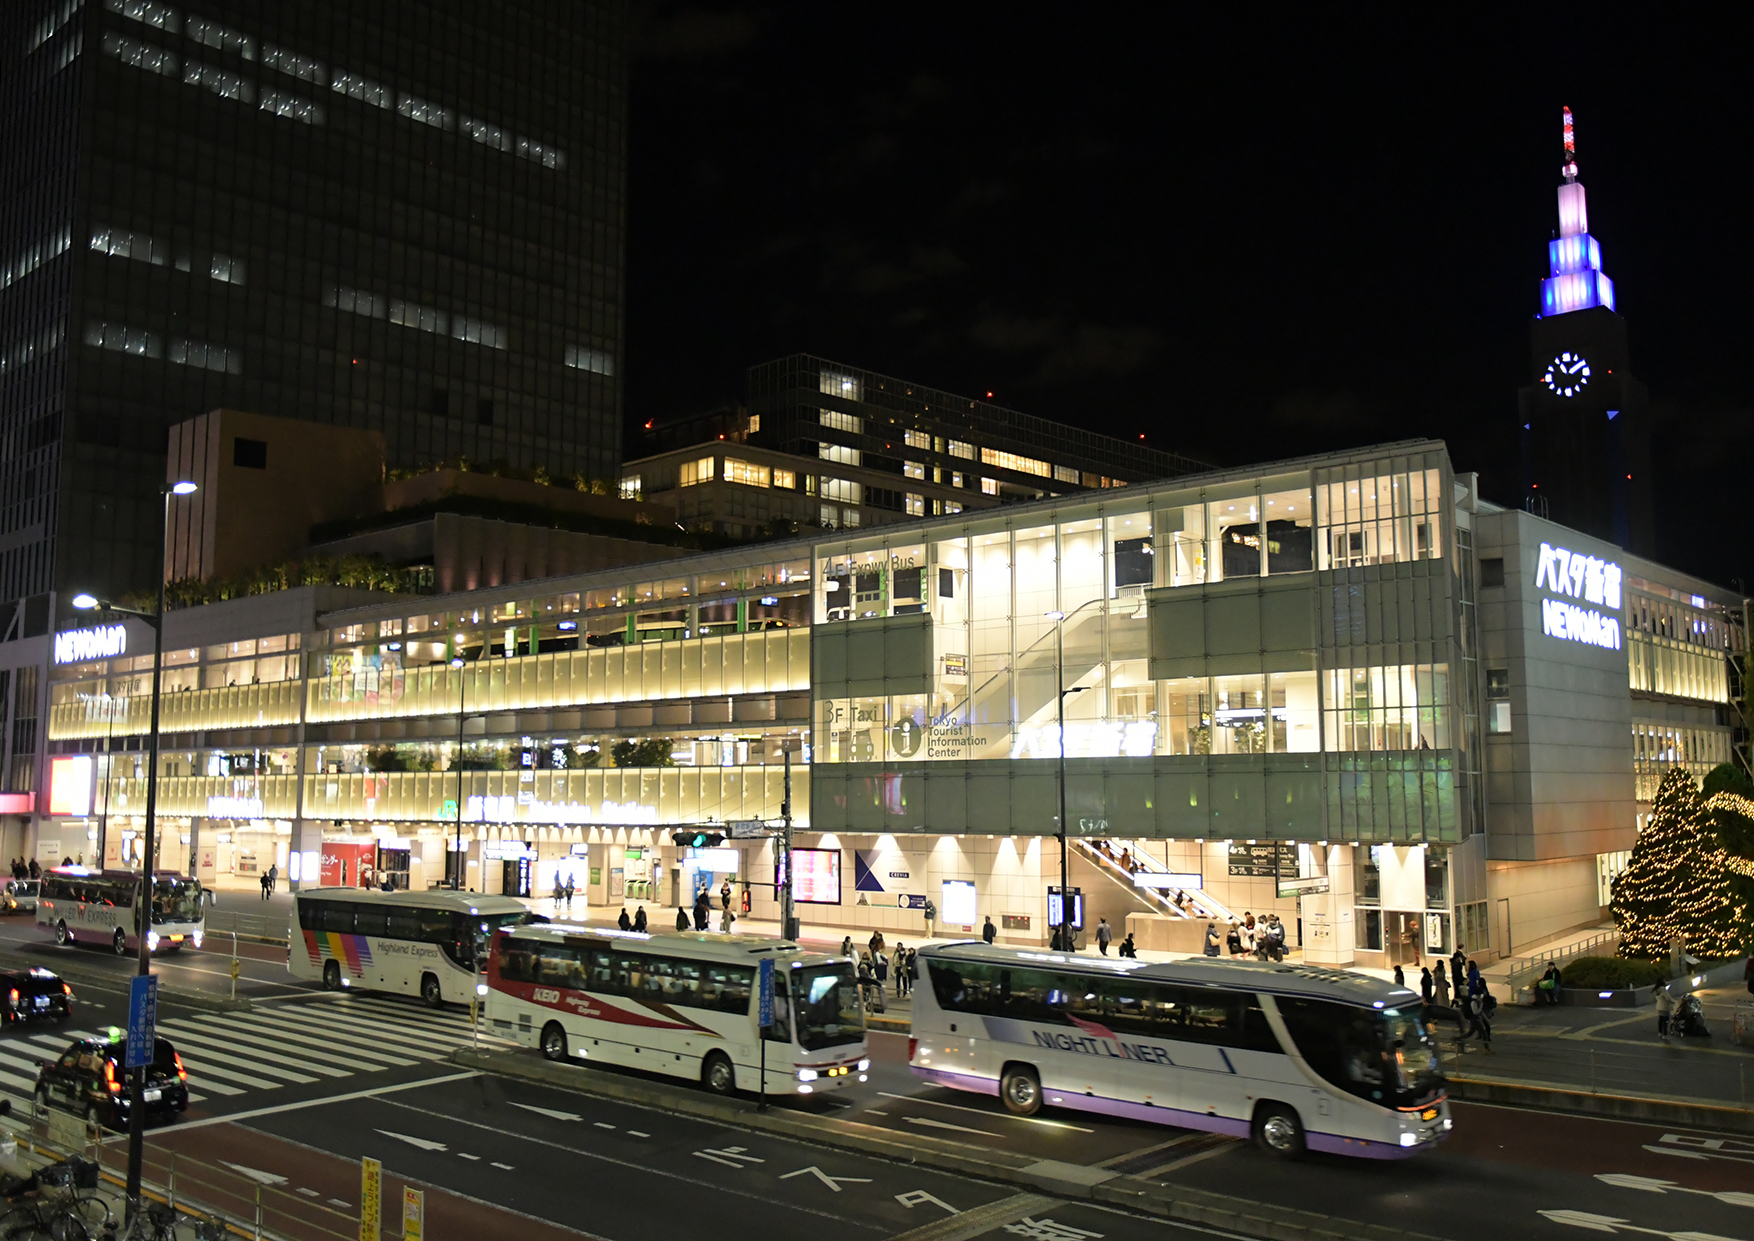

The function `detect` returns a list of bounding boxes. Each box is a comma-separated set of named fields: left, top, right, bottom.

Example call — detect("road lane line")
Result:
left=876, top=1091, right=1095, bottom=1132
left=163, top=1069, right=481, bottom=1130
left=152, top=1025, right=338, bottom=1080
left=883, top=1192, right=1055, bottom=1241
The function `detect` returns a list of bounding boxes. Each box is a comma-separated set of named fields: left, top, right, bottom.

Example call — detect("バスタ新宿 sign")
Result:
left=1534, top=542, right=1623, bottom=651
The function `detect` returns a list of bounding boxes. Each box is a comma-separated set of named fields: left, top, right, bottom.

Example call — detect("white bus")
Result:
left=486, top=924, right=870, bottom=1097
left=291, top=888, right=535, bottom=1006
left=38, top=867, right=207, bottom=955
left=909, top=944, right=1450, bottom=1159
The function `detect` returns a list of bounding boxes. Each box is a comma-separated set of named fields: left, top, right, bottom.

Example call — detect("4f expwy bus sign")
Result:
left=1534, top=542, right=1623, bottom=651
left=53, top=624, right=126, bottom=665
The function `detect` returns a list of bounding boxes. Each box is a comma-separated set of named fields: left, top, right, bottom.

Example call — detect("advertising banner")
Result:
left=853, top=844, right=925, bottom=897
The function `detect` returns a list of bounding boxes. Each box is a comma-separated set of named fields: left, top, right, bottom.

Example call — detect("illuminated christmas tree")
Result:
left=1615, top=768, right=1749, bottom=959
left=1703, top=779, right=1754, bottom=954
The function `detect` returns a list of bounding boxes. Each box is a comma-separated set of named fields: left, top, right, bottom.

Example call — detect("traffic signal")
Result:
left=673, top=830, right=724, bottom=848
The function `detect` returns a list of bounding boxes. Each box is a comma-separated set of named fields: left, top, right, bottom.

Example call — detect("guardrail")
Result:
left=207, top=908, right=289, bottom=945
left=1505, top=928, right=1621, bottom=999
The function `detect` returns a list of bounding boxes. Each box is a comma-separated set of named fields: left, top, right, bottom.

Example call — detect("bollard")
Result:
left=1588, top=1048, right=1596, bottom=1095
left=254, top=1185, right=262, bottom=1241
left=168, top=1151, right=176, bottom=1210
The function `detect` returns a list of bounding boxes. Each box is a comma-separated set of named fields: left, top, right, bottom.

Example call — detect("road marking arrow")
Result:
left=897, top=1190, right=959, bottom=1215
left=904, top=1116, right=999, bottom=1137
left=374, top=1129, right=449, bottom=1153
left=1539, top=1209, right=1748, bottom=1241
left=220, top=1162, right=288, bottom=1186
left=1597, top=1174, right=1754, bottom=1209
left=780, top=1166, right=873, bottom=1193
left=507, top=1102, right=584, bottom=1123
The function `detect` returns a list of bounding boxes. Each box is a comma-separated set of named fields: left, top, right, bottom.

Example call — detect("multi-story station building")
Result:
left=25, top=440, right=1742, bottom=967
left=622, top=354, right=1208, bottom=538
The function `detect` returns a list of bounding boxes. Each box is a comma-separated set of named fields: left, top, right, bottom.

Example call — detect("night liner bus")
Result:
left=37, top=867, right=207, bottom=955
left=486, top=924, right=870, bottom=1097
left=290, top=888, right=535, bottom=1006
left=909, top=944, right=1449, bottom=1159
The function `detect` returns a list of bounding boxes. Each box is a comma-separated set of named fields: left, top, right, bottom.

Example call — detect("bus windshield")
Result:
left=150, top=878, right=203, bottom=925
left=792, top=963, right=864, bottom=1051
left=1276, top=997, right=1445, bottom=1109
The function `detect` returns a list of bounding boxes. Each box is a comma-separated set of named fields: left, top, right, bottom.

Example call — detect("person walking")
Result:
left=1118, top=932, right=1138, bottom=959
left=1656, top=985, right=1675, bottom=1042
left=1420, top=966, right=1434, bottom=1004
left=904, top=947, right=917, bottom=996
left=675, top=906, right=690, bottom=932
left=892, top=943, right=908, bottom=997
left=1394, top=965, right=1406, bottom=989
left=267, top=863, right=277, bottom=894
left=28, top=860, right=39, bottom=880
left=617, top=907, right=632, bottom=931
left=841, top=935, right=854, bottom=959
left=720, top=904, right=735, bottom=934
left=720, top=880, right=732, bottom=912
left=869, top=930, right=886, bottom=961
left=1459, top=987, right=1493, bottom=1054
left=633, top=906, right=648, bottom=934
left=1432, top=962, right=1451, bottom=1007
left=1226, top=920, right=1244, bottom=957
left=693, top=890, right=711, bottom=932
left=982, top=915, right=997, bottom=945
left=1095, top=917, right=1113, bottom=956
left=1204, top=921, right=1221, bottom=957
left=1450, top=948, right=1467, bottom=1001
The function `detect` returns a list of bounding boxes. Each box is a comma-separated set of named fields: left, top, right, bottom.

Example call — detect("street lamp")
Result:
left=1045, top=601, right=1101, bottom=951
left=72, top=478, right=196, bottom=1222
left=450, top=655, right=467, bottom=891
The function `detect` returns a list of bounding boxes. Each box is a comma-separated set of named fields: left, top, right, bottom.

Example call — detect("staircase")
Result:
left=1076, top=838, right=1237, bottom=925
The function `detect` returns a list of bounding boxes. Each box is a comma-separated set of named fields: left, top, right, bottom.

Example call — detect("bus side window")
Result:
left=319, top=904, right=355, bottom=934
left=703, top=964, right=752, bottom=1014
left=385, top=910, right=421, bottom=941
left=297, top=900, right=321, bottom=931
left=353, top=908, right=388, bottom=939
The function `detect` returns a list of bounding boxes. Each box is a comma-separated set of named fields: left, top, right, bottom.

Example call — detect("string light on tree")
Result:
left=1611, top=769, right=1745, bottom=959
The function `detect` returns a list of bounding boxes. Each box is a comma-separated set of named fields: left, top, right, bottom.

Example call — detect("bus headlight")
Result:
left=796, top=1068, right=818, bottom=1082
left=146, top=931, right=160, bottom=951
left=1399, top=1132, right=1419, bottom=1148
left=1442, top=1117, right=1453, bottom=1131
left=857, top=1059, right=870, bottom=1072
left=191, top=930, right=203, bottom=949
left=476, top=983, right=488, bottom=997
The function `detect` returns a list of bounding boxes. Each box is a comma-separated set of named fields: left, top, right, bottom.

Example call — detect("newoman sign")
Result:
left=1534, top=542, right=1622, bottom=651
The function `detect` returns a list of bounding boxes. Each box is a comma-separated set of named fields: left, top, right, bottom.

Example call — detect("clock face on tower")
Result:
left=1543, top=350, right=1592, bottom=398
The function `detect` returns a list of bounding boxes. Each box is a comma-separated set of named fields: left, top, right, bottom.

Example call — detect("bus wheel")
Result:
left=112, top=929, right=128, bottom=956
left=701, top=1051, right=735, bottom=1096
left=420, top=974, right=442, bottom=1008
left=540, top=1023, right=568, bottom=1063
left=1253, top=1102, right=1306, bottom=1157
left=322, top=961, right=341, bottom=991
left=999, top=1064, right=1042, bottom=1116
left=54, top=921, right=70, bottom=946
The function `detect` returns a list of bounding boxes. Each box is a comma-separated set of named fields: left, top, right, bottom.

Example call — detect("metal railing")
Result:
left=1505, top=928, right=1621, bottom=998
left=206, top=908, right=288, bottom=945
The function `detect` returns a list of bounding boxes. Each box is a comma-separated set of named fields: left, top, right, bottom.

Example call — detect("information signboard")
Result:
left=125, top=975, right=157, bottom=1070
left=1227, top=843, right=1297, bottom=878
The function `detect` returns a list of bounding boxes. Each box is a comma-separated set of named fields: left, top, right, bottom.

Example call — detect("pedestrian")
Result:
left=259, top=872, right=270, bottom=901
left=892, top=943, right=908, bottom=997
left=1118, top=932, right=1137, bottom=959
left=1204, top=921, right=1221, bottom=957
left=633, top=906, right=647, bottom=934
left=617, top=907, right=631, bottom=931
left=1744, top=954, right=1754, bottom=999
left=841, top=935, right=854, bottom=959
left=1241, top=913, right=1256, bottom=956
left=720, top=904, right=735, bottom=934
left=1420, top=966, right=1434, bottom=1004
left=28, top=860, right=38, bottom=880
left=874, top=946, right=888, bottom=990
left=1537, top=962, right=1562, bottom=1004
left=1459, top=988, right=1493, bottom=1054
left=693, top=890, right=711, bottom=932
left=267, top=863, right=277, bottom=894
left=1656, top=985, right=1675, bottom=1041
left=1226, top=920, right=1244, bottom=957
left=1467, top=961, right=1484, bottom=1000
left=720, top=880, right=731, bottom=911
left=675, top=906, right=690, bottom=932
left=1432, top=964, right=1450, bottom=1007
left=1394, top=965, right=1406, bottom=989
left=1096, top=916, right=1113, bottom=956
left=869, top=930, right=885, bottom=960
left=904, top=947, right=916, bottom=994
left=565, top=877, right=575, bottom=909
left=982, top=915, right=997, bottom=945
left=1450, top=948, right=1466, bottom=1000
left=555, top=875, right=567, bottom=906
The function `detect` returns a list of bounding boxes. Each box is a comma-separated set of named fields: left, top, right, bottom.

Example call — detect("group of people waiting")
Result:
left=1207, top=912, right=1286, bottom=961
left=1401, top=946, right=1496, bottom=1053
left=677, top=879, right=738, bottom=933
left=839, top=931, right=918, bottom=1008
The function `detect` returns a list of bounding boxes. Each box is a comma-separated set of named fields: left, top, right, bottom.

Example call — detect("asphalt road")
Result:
left=0, top=910, right=1748, bottom=1241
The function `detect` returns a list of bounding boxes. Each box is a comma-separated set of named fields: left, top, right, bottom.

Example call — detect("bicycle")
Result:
left=99, top=1202, right=228, bottom=1241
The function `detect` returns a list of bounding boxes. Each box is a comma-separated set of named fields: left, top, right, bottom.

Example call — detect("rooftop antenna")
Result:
left=1562, top=106, right=1578, bottom=183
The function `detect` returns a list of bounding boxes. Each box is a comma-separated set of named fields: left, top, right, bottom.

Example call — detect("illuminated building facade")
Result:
left=23, top=441, right=1741, bottom=966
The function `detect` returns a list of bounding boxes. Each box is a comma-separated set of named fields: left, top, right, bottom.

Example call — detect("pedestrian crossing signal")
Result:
left=673, top=830, right=724, bottom=848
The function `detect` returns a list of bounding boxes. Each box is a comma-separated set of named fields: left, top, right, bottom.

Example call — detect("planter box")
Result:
left=1557, top=984, right=1656, bottom=1007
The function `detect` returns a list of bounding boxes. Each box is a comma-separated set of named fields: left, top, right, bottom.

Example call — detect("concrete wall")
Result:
left=1487, top=855, right=1602, bottom=955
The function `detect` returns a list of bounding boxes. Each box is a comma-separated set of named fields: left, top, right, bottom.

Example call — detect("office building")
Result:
left=623, top=354, right=1208, bottom=537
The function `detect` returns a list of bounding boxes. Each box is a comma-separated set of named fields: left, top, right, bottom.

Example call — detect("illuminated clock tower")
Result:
left=1518, top=108, right=1655, bottom=554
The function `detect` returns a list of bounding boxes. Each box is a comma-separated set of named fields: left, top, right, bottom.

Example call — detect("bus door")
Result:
left=761, top=974, right=792, bottom=1085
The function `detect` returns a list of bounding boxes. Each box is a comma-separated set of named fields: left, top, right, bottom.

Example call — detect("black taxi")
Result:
left=0, top=968, right=72, bottom=1025
left=35, top=1031, right=188, bottom=1130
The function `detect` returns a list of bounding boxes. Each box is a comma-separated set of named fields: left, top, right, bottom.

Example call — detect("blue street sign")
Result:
left=757, top=958, right=774, bottom=1029
left=126, top=975, right=158, bottom=1070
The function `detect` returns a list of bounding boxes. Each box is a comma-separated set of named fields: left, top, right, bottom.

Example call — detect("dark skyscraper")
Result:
left=1518, top=108, right=1654, bottom=555
left=0, top=0, right=627, bottom=617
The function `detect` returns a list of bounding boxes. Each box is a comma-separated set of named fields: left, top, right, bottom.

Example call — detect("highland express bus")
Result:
left=486, top=923, right=870, bottom=1096
left=290, top=888, right=535, bottom=1006
left=37, top=867, right=207, bottom=955
left=909, top=944, right=1449, bottom=1159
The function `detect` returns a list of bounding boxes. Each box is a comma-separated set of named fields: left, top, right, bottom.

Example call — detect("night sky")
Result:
left=624, top=8, right=1753, bottom=589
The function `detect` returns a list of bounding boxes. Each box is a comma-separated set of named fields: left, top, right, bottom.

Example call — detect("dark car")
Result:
left=0, top=968, right=72, bottom=1025
left=34, top=1033, right=188, bottom=1131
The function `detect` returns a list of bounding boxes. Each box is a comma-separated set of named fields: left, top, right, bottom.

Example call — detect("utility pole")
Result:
left=781, top=748, right=797, bottom=941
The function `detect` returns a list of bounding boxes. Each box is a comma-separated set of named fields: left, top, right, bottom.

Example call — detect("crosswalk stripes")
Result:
left=0, top=996, right=509, bottom=1117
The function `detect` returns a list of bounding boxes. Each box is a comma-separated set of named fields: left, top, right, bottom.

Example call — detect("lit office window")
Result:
left=1316, top=468, right=1445, bottom=569
left=397, top=93, right=454, bottom=131
left=820, top=478, right=861, bottom=504
left=101, top=31, right=178, bottom=76
left=0, top=324, right=65, bottom=378
left=678, top=458, right=715, bottom=488
left=619, top=476, right=641, bottom=499
left=943, top=501, right=962, bottom=515
left=1321, top=664, right=1450, bottom=752
left=516, top=137, right=564, bottom=169
left=31, top=0, right=83, bottom=51
left=772, top=469, right=796, bottom=490
left=451, top=315, right=506, bottom=349
left=905, top=494, right=925, bottom=516
left=723, top=459, right=769, bottom=488
left=980, top=447, right=1052, bottom=479
left=947, top=439, right=975, bottom=460
left=185, top=60, right=252, bottom=101
left=90, top=225, right=165, bottom=266
left=332, top=72, right=390, bottom=109
left=462, top=117, right=512, bottom=153
left=104, top=0, right=179, bottom=33
left=1054, top=464, right=1080, bottom=483
left=980, top=478, right=998, bottom=495
left=323, top=285, right=386, bottom=319
left=951, top=472, right=964, bottom=488
left=564, top=345, right=614, bottom=375
left=389, top=299, right=447, bottom=335
left=2, top=227, right=72, bottom=292
left=903, top=461, right=925, bottom=480
left=84, top=321, right=162, bottom=358
left=819, top=408, right=861, bottom=434
left=259, top=89, right=322, bottom=124
left=186, top=16, right=254, bottom=58
left=819, top=444, right=860, bottom=468
left=819, top=370, right=860, bottom=399
left=904, top=430, right=931, bottom=450
left=209, top=254, right=245, bottom=284
left=169, top=339, right=240, bottom=374
left=261, top=44, right=324, bottom=85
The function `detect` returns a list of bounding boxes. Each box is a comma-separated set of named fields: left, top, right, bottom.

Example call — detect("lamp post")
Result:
left=71, top=478, right=197, bottom=1224
left=1045, top=599, right=1101, bottom=950
left=450, top=655, right=467, bottom=891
